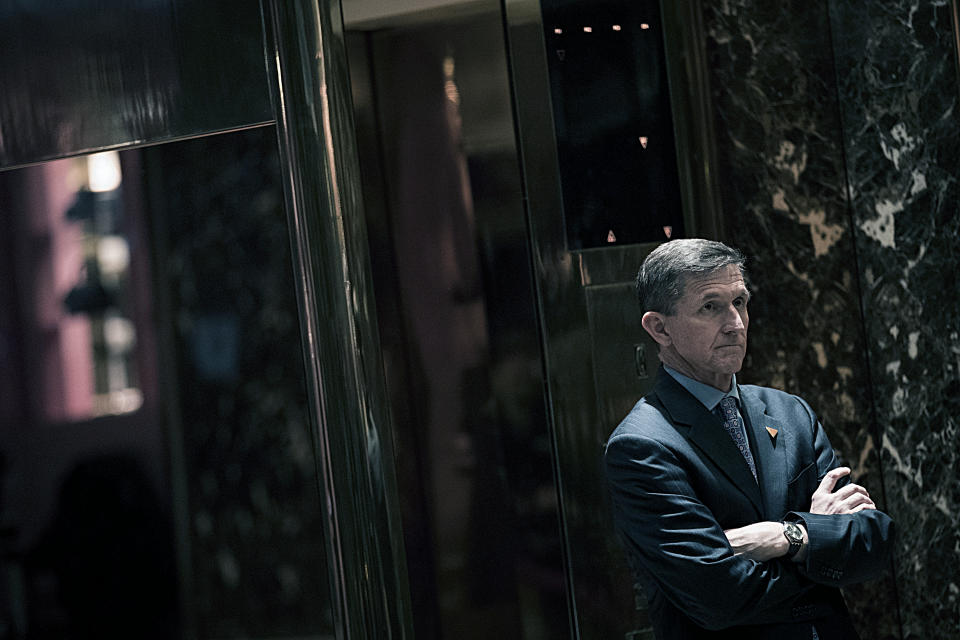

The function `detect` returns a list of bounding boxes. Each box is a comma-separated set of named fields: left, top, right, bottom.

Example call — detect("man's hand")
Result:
left=723, top=522, right=788, bottom=561
left=810, top=467, right=876, bottom=515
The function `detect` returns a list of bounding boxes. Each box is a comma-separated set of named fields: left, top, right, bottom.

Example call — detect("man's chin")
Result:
left=717, top=357, right=745, bottom=375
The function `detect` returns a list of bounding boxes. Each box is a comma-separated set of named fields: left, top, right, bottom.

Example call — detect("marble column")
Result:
left=829, top=1, right=960, bottom=638
left=701, top=1, right=900, bottom=637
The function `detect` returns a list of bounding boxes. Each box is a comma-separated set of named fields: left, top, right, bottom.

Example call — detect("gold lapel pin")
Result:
left=765, top=426, right=778, bottom=441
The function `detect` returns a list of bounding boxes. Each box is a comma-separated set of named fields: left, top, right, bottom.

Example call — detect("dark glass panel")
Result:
left=0, top=128, right=333, bottom=638
left=540, top=0, right=685, bottom=249
left=140, top=128, right=333, bottom=638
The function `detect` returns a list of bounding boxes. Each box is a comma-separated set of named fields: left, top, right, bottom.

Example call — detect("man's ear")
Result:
left=641, top=311, right=672, bottom=347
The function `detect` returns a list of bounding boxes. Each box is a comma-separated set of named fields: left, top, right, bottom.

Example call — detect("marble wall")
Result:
left=701, top=0, right=960, bottom=638
left=829, top=1, right=960, bottom=637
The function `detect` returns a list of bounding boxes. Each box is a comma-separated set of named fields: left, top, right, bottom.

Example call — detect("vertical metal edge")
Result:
left=659, top=0, right=724, bottom=240
left=951, top=0, right=960, bottom=99
left=259, top=1, right=413, bottom=638
left=139, top=150, right=199, bottom=640
left=499, top=0, right=583, bottom=637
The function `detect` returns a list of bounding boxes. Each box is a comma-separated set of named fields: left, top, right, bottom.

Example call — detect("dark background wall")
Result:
left=701, top=1, right=960, bottom=638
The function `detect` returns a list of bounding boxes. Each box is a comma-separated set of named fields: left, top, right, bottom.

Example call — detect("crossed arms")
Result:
left=724, top=465, right=876, bottom=563
left=604, top=402, right=895, bottom=630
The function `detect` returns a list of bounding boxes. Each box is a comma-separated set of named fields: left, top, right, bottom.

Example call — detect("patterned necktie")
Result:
left=718, top=396, right=757, bottom=481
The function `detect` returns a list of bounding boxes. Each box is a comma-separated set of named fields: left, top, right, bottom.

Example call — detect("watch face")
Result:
left=784, top=522, right=803, bottom=544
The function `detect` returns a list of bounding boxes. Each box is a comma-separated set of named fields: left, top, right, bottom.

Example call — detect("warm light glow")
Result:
left=97, top=235, right=131, bottom=277
left=104, top=316, right=136, bottom=352
left=443, top=55, right=461, bottom=106
left=639, top=136, right=649, bottom=149
left=93, top=388, right=144, bottom=416
left=554, top=27, right=563, bottom=34
left=612, top=24, right=622, bottom=31
left=641, top=23, right=650, bottom=30
left=87, top=151, right=122, bottom=192
left=583, top=26, right=592, bottom=33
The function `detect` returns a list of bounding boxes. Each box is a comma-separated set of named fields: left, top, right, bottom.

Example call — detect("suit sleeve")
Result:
left=605, top=431, right=816, bottom=630
left=785, top=397, right=896, bottom=587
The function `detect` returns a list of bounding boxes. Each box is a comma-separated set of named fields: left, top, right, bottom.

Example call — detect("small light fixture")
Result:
left=583, top=26, right=593, bottom=33
left=639, top=136, right=649, bottom=149
left=554, top=27, right=562, bottom=34
left=87, top=151, right=122, bottom=193
left=641, top=23, right=650, bottom=30
left=612, top=24, right=622, bottom=31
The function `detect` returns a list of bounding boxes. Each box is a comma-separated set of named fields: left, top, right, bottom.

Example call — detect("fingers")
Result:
left=833, top=482, right=871, bottom=502
left=815, top=466, right=851, bottom=495
left=817, top=481, right=876, bottom=514
left=810, top=468, right=879, bottom=515
left=838, top=487, right=875, bottom=513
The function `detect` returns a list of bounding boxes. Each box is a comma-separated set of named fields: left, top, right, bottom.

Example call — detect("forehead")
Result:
left=681, top=265, right=748, bottom=300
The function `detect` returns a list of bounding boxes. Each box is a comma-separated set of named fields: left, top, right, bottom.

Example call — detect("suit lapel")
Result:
left=653, top=371, right=764, bottom=518
left=739, top=385, right=788, bottom=519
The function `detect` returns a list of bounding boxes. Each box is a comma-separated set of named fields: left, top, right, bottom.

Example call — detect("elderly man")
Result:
left=604, top=239, right=894, bottom=640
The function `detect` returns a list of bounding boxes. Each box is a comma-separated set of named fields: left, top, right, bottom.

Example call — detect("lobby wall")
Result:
left=701, top=1, right=960, bottom=638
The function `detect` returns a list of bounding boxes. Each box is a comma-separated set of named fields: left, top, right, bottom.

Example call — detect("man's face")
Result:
left=655, top=264, right=750, bottom=390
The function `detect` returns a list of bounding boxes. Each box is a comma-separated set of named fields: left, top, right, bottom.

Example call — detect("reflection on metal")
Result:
left=0, top=0, right=272, bottom=170
left=347, top=15, right=571, bottom=637
left=503, top=0, right=722, bottom=637
left=260, top=0, right=413, bottom=638
left=500, top=2, right=589, bottom=636
left=660, top=0, right=724, bottom=239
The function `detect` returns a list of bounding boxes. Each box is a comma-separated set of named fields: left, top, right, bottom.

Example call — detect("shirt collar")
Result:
left=663, top=365, right=740, bottom=412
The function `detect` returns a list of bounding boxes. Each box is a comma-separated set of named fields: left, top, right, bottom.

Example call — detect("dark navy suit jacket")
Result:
left=605, top=369, right=894, bottom=640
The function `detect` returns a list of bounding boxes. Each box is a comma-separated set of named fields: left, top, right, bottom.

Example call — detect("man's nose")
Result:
left=723, top=306, right=746, bottom=331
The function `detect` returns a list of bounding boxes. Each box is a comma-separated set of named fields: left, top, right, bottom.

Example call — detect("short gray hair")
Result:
left=636, top=239, right=747, bottom=315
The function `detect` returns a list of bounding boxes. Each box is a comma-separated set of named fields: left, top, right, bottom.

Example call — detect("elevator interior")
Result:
left=0, top=0, right=713, bottom=638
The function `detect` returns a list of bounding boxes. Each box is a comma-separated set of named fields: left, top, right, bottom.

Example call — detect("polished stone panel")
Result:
left=702, top=1, right=899, bottom=637
left=829, top=1, right=960, bottom=638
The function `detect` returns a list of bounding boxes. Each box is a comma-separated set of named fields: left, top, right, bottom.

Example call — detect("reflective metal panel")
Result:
left=0, top=0, right=272, bottom=170
left=503, top=0, right=723, bottom=637
left=346, top=15, right=571, bottom=638
left=502, top=4, right=647, bottom=636
left=260, top=0, right=413, bottom=637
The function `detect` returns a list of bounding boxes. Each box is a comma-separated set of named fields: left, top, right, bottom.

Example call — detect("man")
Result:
left=604, top=239, right=894, bottom=640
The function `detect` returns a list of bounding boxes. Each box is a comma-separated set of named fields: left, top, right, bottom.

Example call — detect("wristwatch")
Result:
left=782, top=521, right=804, bottom=559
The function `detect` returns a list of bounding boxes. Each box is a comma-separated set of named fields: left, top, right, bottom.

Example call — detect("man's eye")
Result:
left=733, top=298, right=745, bottom=308
left=702, top=303, right=714, bottom=311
